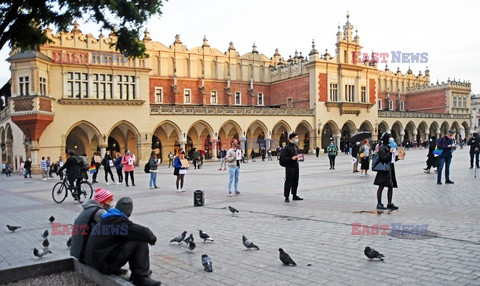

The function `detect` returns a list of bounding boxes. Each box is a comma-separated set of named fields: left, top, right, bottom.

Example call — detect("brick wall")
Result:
left=318, top=73, right=327, bottom=102
left=270, top=75, right=309, bottom=108
left=405, top=89, right=447, bottom=113
left=369, top=79, right=376, bottom=104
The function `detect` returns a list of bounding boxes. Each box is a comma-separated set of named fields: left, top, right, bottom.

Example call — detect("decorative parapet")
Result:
left=378, top=110, right=470, bottom=120
left=0, top=107, right=10, bottom=123
left=10, top=96, right=55, bottom=115
left=325, top=102, right=375, bottom=115
left=406, top=79, right=471, bottom=93
left=57, top=99, right=145, bottom=106
left=150, top=105, right=314, bottom=116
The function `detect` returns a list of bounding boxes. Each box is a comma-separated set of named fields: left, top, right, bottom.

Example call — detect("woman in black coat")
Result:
left=373, top=132, right=398, bottom=210
left=424, top=136, right=438, bottom=173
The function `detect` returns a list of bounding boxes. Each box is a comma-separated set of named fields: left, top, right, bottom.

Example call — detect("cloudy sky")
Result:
left=0, top=0, right=479, bottom=93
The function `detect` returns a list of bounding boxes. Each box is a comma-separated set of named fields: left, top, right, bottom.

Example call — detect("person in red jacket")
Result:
left=121, top=150, right=136, bottom=187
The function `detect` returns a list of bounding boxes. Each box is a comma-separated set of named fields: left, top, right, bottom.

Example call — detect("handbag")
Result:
left=433, top=145, right=443, bottom=157
left=372, top=161, right=390, bottom=172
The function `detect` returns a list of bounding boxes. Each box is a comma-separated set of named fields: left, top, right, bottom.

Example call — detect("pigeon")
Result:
left=199, top=230, right=214, bottom=243
left=42, top=238, right=50, bottom=250
left=49, top=216, right=55, bottom=223
left=187, top=241, right=196, bottom=251
left=33, top=247, right=51, bottom=258
left=41, top=230, right=49, bottom=239
left=242, top=235, right=260, bottom=250
left=201, top=254, right=213, bottom=272
left=6, top=225, right=21, bottom=232
left=169, top=231, right=187, bottom=243
left=183, top=234, right=194, bottom=245
left=279, top=248, right=296, bottom=266
left=364, top=246, right=384, bottom=261
left=66, top=237, right=72, bottom=248
left=228, top=206, right=239, bottom=215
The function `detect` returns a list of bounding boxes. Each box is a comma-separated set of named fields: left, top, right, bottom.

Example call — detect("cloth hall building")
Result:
left=0, top=15, right=472, bottom=171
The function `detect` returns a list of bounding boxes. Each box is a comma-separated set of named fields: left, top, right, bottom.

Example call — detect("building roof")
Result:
left=6, top=50, right=51, bottom=62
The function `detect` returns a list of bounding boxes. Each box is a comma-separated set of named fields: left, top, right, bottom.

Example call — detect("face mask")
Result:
left=294, top=139, right=299, bottom=144
left=126, top=152, right=130, bottom=155
left=330, top=143, right=333, bottom=146
left=389, top=138, right=394, bottom=143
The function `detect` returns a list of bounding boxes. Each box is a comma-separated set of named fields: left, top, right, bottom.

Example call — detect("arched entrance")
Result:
left=152, top=120, right=181, bottom=162
left=65, top=121, right=101, bottom=156
left=391, top=121, right=403, bottom=144
left=321, top=121, right=340, bottom=151
left=272, top=120, right=291, bottom=150
left=218, top=120, right=241, bottom=151
left=440, top=121, right=449, bottom=136
left=377, top=121, right=389, bottom=140
left=187, top=120, right=214, bottom=159
left=451, top=121, right=461, bottom=143
left=107, top=121, right=140, bottom=158
left=417, top=121, right=429, bottom=145
left=404, top=121, right=416, bottom=146
left=295, top=121, right=313, bottom=153
left=246, top=120, right=268, bottom=156
left=429, top=121, right=439, bottom=137
left=340, top=121, right=356, bottom=152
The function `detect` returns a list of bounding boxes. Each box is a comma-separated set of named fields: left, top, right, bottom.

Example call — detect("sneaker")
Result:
left=176, top=189, right=181, bottom=192
left=445, top=180, right=454, bottom=184
left=292, top=196, right=303, bottom=201
left=117, top=182, right=122, bottom=185
left=228, top=193, right=233, bottom=197
left=235, top=192, right=241, bottom=195
left=387, top=204, right=399, bottom=210
left=106, top=182, right=110, bottom=185
left=376, top=204, right=386, bottom=210
left=130, top=276, right=161, bottom=286
left=154, top=186, right=159, bottom=189
left=42, top=178, right=47, bottom=181
left=437, top=181, right=442, bottom=185
left=424, top=169, right=430, bottom=173
left=470, top=166, right=473, bottom=169
left=132, top=184, right=136, bottom=186
left=285, top=197, right=290, bottom=203
left=149, top=187, right=153, bottom=189
left=180, top=188, right=185, bottom=192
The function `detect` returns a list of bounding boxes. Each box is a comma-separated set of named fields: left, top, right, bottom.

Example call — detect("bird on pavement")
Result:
left=228, top=206, right=239, bottom=215
left=66, top=237, right=72, bottom=248
left=42, top=238, right=50, bottom=250
left=183, top=234, right=194, bottom=245
left=199, top=230, right=214, bottom=243
left=169, top=231, right=187, bottom=243
left=33, top=247, right=51, bottom=258
left=279, top=248, right=296, bottom=266
left=49, top=216, right=55, bottom=223
left=6, top=225, right=21, bottom=233
left=201, top=254, right=213, bottom=272
left=364, top=246, right=384, bottom=261
left=187, top=241, right=196, bottom=251
left=242, top=235, right=260, bottom=250
left=41, top=230, right=49, bottom=239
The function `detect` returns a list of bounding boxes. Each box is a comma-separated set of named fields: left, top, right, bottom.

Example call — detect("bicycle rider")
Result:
left=58, top=150, right=85, bottom=200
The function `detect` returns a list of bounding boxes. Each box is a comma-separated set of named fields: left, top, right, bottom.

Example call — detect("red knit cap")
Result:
left=94, top=188, right=113, bottom=204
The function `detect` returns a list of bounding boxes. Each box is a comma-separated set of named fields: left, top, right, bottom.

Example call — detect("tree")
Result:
left=0, top=0, right=166, bottom=58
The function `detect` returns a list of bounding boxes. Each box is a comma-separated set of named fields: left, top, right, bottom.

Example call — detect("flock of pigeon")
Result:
left=168, top=206, right=385, bottom=272
left=6, top=206, right=385, bottom=274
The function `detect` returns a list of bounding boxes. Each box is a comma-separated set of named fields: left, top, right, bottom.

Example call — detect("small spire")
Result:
left=294, top=49, right=298, bottom=58
left=228, top=41, right=236, bottom=51
left=202, top=35, right=210, bottom=48
left=252, top=42, right=258, bottom=54
left=143, top=29, right=151, bottom=41
left=385, top=64, right=389, bottom=71
left=174, top=34, right=182, bottom=44
left=309, top=39, right=318, bottom=56
left=346, top=10, right=350, bottom=22
left=274, top=48, right=280, bottom=56
left=71, top=20, right=82, bottom=33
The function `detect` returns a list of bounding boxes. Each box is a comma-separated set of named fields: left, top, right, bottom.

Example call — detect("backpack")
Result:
left=279, top=149, right=287, bottom=167
left=144, top=162, right=150, bottom=173
left=78, top=156, right=89, bottom=171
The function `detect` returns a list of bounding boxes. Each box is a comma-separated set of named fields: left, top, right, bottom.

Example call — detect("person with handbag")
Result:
left=121, top=150, right=136, bottom=187
left=436, top=130, right=456, bottom=185
left=373, top=132, right=398, bottom=210
left=101, top=151, right=116, bottom=185
left=173, top=149, right=188, bottom=192
left=359, top=139, right=372, bottom=177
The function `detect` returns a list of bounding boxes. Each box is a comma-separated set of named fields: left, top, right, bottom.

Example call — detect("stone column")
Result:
left=211, top=137, right=218, bottom=160
left=30, top=140, right=40, bottom=174
left=333, top=133, right=341, bottom=150
left=240, top=137, right=246, bottom=154
left=399, top=130, right=405, bottom=145
left=179, top=140, right=186, bottom=152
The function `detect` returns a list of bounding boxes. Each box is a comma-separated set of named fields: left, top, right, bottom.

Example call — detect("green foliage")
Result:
left=0, top=0, right=165, bottom=58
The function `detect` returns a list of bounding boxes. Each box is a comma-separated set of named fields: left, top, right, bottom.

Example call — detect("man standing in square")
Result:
left=282, top=133, right=303, bottom=202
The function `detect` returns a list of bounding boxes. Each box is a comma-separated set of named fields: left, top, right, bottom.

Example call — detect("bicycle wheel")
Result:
left=52, top=182, right=68, bottom=203
left=77, top=181, right=93, bottom=203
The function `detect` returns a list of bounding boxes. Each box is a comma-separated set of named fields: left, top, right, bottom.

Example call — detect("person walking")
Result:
left=168, top=151, right=174, bottom=168
left=261, top=147, right=266, bottom=161
left=424, top=136, right=438, bottom=173
left=326, top=141, right=338, bottom=170
left=351, top=142, right=360, bottom=173
left=46, top=156, right=53, bottom=178
left=373, top=132, right=399, bottom=210
left=101, top=151, right=116, bottom=185
left=250, top=149, right=256, bottom=162
left=84, top=197, right=160, bottom=286
left=173, top=149, right=188, bottom=192
left=267, top=147, right=273, bottom=161
left=121, top=150, right=136, bottom=187
left=148, top=151, right=160, bottom=189
left=218, top=149, right=227, bottom=170
left=91, top=152, right=102, bottom=184
left=467, top=132, right=480, bottom=169
left=4, top=162, right=11, bottom=177
left=19, top=160, right=25, bottom=176
left=225, top=141, right=241, bottom=196
left=24, top=158, right=32, bottom=178
left=281, top=133, right=303, bottom=202
left=436, top=130, right=456, bottom=185
left=359, top=139, right=372, bottom=177
left=114, top=152, right=123, bottom=184
left=40, top=156, right=47, bottom=180
left=315, top=146, right=320, bottom=158
left=56, top=156, right=65, bottom=180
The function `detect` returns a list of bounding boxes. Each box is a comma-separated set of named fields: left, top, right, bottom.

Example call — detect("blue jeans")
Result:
left=149, top=171, right=157, bottom=188
left=228, top=166, right=240, bottom=193
left=437, top=156, right=452, bottom=182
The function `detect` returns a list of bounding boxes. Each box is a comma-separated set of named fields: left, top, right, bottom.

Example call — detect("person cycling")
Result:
left=58, top=150, right=85, bottom=200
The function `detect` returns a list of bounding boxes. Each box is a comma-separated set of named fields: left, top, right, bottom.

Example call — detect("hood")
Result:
left=102, top=208, right=127, bottom=219
left=81, top=199, right=102, bottom=210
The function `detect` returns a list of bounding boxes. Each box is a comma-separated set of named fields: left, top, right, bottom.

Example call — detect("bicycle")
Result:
left=52, top=176, right=93, bottom=203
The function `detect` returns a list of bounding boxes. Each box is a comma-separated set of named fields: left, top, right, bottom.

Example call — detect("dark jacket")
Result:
left=352, top=144, right=360, bottom=157
left=84, top=208, right=155, bottom=272
left=24, top=160, right=32, bottom=169
left=467, top=136, right=480, bottom=153
left=282, top=142, right=299, bottom=169
left=148, top=157, right=158, bottom=171
left=437, top=136, right=454, bottom=158
left=114, top=156, right=123, bottom=170
left=58, top=156, right=84, bottom=180
left=70, top=199, right=106, bottom=262
left=373, top=144, right=396, bottom=187
left=101, top=155, right=113, bottom=170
